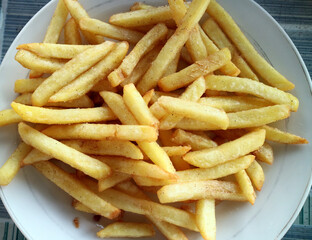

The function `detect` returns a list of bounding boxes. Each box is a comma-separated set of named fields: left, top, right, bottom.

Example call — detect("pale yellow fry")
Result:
left=162, top=146, right=191, bottom=156
left=134, top=155, right=255, bottom=186
left=14, top=93, right=94, bottom=108
left=22, top=148, right=52, bottom=166
left=42, top=124, right=158, bottom=142
left=196, top=199, right=216, bottom=240
left=97, top=222, right=155, bottom=238
left=246, top=160, right=265, bottom=191
left=109, top=5, right=172, bottom=27
left=15, top=50, right=66, bottom=73
left=19, top=123, right=111, bottom=179
left=0, top=109, right=22, bottom=127
left=33, top=161, right=119, bottom=219
left=0, top=142, right=32, bottom=185
left=198, top=96, right=272, bottom=112
left=79, top=17, right=144, bottom=44
left=183, top=129, right=265, bottom=168
left=158, top=96, right=229, bottom=130
left=11, top=102, right=116, bottom=124
left=123, top=83, right=159, bottom=127
left=98, top=172, right=130, bottom=192
left=63, top=0, right=103, bottom=44
left=157, top=180, right=246, bottom=203
left=261, top=125, right=308, bottom=144
left=50, top=42, right=128, bottom=102
left=205, top=75, right=298, bottom=111
left=235, top=170, right=256, bottom=204
left=62, top=139, right=143, bottom=159
left=142, top=89, right=155, bottom=105
left=108, top=23, right=168, bottom=87
left=14, top=78, right=45, bottom=93
left=207, top=0, right=294, bottom=91
left=64, top=18, right=82, bottom=45
left=17, top=43, right=91, bottom=59
left=176, top=105, right=291, bottom=130
left=253, top=142, right=274, bottom=165
left=136, top=0, right=211, bottom=94
left=32, top=41, right=115, bottom=106
left=158, top=48, right=231, bottom=91
left=232, top=55, right=259, bottom=81
left=171, top=129, right=217, bottom=150
left=96, top=156, right=176, bottom=180
left=44, top=0, right=68, bottom=43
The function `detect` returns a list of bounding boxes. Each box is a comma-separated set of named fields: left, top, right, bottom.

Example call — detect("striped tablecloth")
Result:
left=0, top=0, right=311, bottom=239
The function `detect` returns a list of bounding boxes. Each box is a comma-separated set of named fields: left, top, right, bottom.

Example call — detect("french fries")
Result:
left=0, top=0, right=308, bottom=239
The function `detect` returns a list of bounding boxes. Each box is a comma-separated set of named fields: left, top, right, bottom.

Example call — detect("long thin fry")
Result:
left=0, top=109, right=22, bottom=127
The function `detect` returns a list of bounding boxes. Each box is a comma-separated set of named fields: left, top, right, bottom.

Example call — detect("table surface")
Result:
left=0, top=0, right=311, bottom=239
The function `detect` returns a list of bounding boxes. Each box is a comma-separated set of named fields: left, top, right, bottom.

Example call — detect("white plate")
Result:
left=0, top=0, right=311, bottom=239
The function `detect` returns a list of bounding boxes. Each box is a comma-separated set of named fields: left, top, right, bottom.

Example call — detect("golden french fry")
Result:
left=136, top=0, right=211, bottom=94
left=157, top=96, right=229, bottom=130
left=17, top=43, right=91, bottom=59
left=142, top=89, right=155, bottom=105
left=253, top=142, right=274, bottom=165
left=157, top=180, right=246, bottom=203
left=98, top=172, right=130, bottom=192
left=22, top=148, right=52, bottom=166
left=183, top=129, right=265, bottom=168
left=11, top=102, right=116, bottom=124
left=32, top=41, right=115, bottom=106
left=232, top=55, right=259, bottom=81
left=162, top=146, right=191, bottom=156
left=79, top=17, right=144, bottom=44
left=97, top=222, right=155, bottom=238
left=246, top=160, right=265, bottom=191
left=15, top=50, right=66, bottom=73
left=42, top=124, right=158, bottom=142
left=205, top=75, right=298, bottom=111
left=196, top=199, right=216, bottom=240
left=64, top=18, right=82, bottom=45
left=158, top=48, right=231, bottom=91
left=33, top=161, right=119, bottom=219
left=108, top=23, right=168, bottom=87
left=72, top=200, right=96, bottom=214
left=0, top=109, right=22, bottom=127
left=14, top=78, right=45, bottom=93
left=0, top=142, right=32, bottom=185
left=235, top=170, right=256, bottom=204
left=198, top=96, right=271, bottom=112
left=206, top=0, right=294, bottom=91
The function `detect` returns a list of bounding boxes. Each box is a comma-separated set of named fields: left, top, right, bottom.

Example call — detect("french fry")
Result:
left=17, top=43, right=91, bottom=59
left=79, top=17, right=144, bottom=44
left=253, top=142, right=274, bottom=165
left=0, top=109, right=22, bottom=127
left=130, top=2, right=153, bottom=11
left=196, top=199, right=216, bottom=240
left=19, top=123, right=111, bottom=179
left=15, top=50, right=66, bottom=73
left=136, top=0, right=211, bottom=94
left=232, top=55, right=259, bottom=81
left=64, top=18, right=82, bottom=45
left=91, top=79, right=118, bottom=93
left=246, top=160, right=265, bottom=191
left=32, top=41, right=115, bottom=106
left=97, top=222, right=155, bottom=238
left=176, top=105, right=291, bottom=130
left=183, top=129, right=265, bottom=168
left=198, top=96, right=272, bottom=112
left=33, top=161, right=119, bottom=219
left=142, top=89, right=155, bottom=105
left=49, top=42, right=128, bottom=102
left=205, top=75, right=298, bottom=111
left=162, top=146, right=191, bottom=156
left=98, top=172, right=131, bottom=192
left=235, top=170, right=256, bottom=204
left=157, top=96, right=229, bottom=130
left=14, top=78, right=46, bottom=93
left=157, top=180, right=246, bottom=203
left=22, top=148, right=52, bottom=166
left=158, top=48, right=231, bottom=91
left=62, top=139, right=143, bottom=159
left=11, top=102, right=116, bottom=124
left=206, top=0, right=294, bottom=91
left=108, top=23, right=168, bottom=87
left=0, top=142, right=32, bottom=185
left=42, top=124, right=158, bottom=142
left=72, top=199, right=96, bottom=214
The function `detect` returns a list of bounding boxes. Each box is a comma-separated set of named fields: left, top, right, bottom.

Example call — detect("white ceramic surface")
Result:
left=0, top=0, right=311, bottom=239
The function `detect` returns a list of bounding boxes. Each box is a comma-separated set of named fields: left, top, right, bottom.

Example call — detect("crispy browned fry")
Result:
left=64, top=18, right=82, bottom=45
left=206, top=0, right=294, bottom=91
left=19, top=123, right=111, bottom=180
left=33, top=161, right=119, bottom=219
left=0, top=109, right=22, bottom=127
left=42, top=124, right=158, bottom=142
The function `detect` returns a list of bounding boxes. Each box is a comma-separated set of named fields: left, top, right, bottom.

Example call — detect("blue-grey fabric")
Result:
left=0, top=0, right=311, bottom=239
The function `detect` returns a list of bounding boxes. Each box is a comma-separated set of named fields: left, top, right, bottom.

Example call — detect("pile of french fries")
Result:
left=0, top=0, right=308, bottom=239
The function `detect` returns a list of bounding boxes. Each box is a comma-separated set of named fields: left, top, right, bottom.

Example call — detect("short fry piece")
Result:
left=196, top=199, right=216, bottom=240
left=253, top=142, right=274, bottom=165
left=97, top=222, right=155, bottom=238
left=246, top=160, right=265, bottom=191
left=235, top=170, right=256, bottom=204
left=0, top=109, right=22, bottom=127
left=162, top=146, right=191, bottom=156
